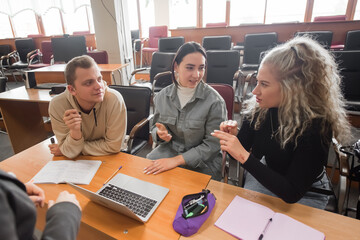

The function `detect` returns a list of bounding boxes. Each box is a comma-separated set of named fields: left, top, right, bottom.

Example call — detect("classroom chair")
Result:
left=131, top=29, right=143, bottom=68
left=206, top=50, right=243, bottom=104
left=313, top=15, right=346, bottom=22
left=109, top=85, right=152, bottom=155
left=344, top=30, right=360, bottom=50
left=205, top=22, right=228, bottom=28
left=295, top=31, right=333, bottom=49
left=202, top=35, right=232, bottom=51
left=158, top=37, right=184, bottom=53
left=208, top=83, right=234, bottom=120
left=40, top=41, right=53, bottom=65
left=141, top=26, right=168, bottom=66
left=87, top=50, right=109, bottom=64
left=241, top=32, right=277, bottom=71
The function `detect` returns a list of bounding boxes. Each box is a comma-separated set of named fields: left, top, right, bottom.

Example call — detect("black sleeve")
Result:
left=242, top=126, right=329, bottom=204
left=237, top=117, right=254, bottom=152
left=41, top=202, right=82, bottom=240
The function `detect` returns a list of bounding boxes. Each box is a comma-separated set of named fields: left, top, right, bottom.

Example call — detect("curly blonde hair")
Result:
left=244, top=36, right=351, bottom=148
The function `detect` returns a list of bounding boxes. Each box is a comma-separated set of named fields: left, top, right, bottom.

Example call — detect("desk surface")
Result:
left=0, top=86, right=53, bottom=103
left=29, top=63, right=128, bottom=73
left=0, top=140, right=211, bottom=240
left=181, top=180, right=360, bottom=240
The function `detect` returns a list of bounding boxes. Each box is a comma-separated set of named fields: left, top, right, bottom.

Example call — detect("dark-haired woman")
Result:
left=144, top=42, right=227, bottom=180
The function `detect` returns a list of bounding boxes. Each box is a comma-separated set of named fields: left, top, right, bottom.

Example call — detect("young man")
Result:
left=48, top=55, right=127, bottom=159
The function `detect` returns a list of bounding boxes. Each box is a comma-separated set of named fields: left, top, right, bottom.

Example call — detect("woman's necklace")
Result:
left=270, top=110, right=275, bottom=139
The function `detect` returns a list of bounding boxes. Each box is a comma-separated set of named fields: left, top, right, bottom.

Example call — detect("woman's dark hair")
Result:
left=171, top=42, right=207, bottom=86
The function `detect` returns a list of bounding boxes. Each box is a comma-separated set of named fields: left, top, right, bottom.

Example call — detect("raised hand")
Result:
left=63, top=109, right=82, bottom=140
left=156, top=123, right=172, bottom=142
left=219, top=120, right=239, bottom=136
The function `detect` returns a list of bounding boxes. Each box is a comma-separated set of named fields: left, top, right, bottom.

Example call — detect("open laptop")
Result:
left=67, top=173, right=169, bottom=222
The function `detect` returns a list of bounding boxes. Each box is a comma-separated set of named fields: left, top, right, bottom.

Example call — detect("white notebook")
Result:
left=32, top=160, right=102, bottom=185
left=215, top=196, right=325, bottom=240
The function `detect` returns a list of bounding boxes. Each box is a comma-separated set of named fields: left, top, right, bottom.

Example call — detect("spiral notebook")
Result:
left=215, top=196, right=325, bottom=240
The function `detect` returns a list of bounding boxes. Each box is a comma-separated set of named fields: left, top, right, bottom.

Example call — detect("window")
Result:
left=42, top=8, right=63, bottom=36
left=311, top=0, right=348, bottom=21
left=62, top=6, right=92, bottom=34
left=139, top=0, right=155, bottom=37
left=230, top=0, right=266, bottom=25
left=354, top=1, right=360, bottom=20
left=127, top=0, right=139, bottom=31
left=12, top=10, right=39, bottom=37
left=203, top=0, right=226, bottom=26
left=265, top=0, right=306, bottom=24
left=169, top=0, right=196, bottom=29
left=0, top=13, right=13, bottom=39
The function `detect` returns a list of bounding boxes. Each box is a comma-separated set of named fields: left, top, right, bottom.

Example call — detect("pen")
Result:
left=258, top=218, right=272, bottom=240
left=103, top=166, right=122, bottom=185
left=50, top=137, right=55, bottom=144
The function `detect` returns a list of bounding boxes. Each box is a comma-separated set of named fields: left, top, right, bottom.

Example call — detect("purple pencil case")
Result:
left=173, top=189, right=216, bottom=237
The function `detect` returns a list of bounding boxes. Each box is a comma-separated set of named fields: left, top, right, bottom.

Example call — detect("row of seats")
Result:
left=0, top=36, right=109, bottom=84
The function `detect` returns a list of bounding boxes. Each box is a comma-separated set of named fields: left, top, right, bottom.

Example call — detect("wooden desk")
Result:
left=0, top=87, right=53, bottom=153
left=181, top=180, right=360, bottom=240
left=0, top=140, right=211, bottom=240
left=29, top=63, right=128, bottom=85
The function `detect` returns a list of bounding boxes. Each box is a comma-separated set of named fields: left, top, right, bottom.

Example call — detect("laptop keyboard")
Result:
left=99, top=184, right=157, bottom=218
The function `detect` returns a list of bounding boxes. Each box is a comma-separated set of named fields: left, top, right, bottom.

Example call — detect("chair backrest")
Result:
left=202, top=35, right=232, bottom=51
left=208, top=83, right=234, bottom=120
left=15, top=38, right=36, bottom=63
left=0, top=77, right=6, bottom=93
left=158, top=37, right=185, bottom=53
left=313, top=15, right=346, bottom=22
left=131, top=30, right=140, bottom=42
left=40, top=41, right=53, bottom=64
left=206, top=50, right=240, bottom=86
left=295, top=31, right=333, bottom=49
left=333, top=50, right=360, bottom=101
left=27, top=34, right=44, bottom=38
left=108, top=85, right=151, bottom=141
left=73, top=31, right=90, bottom=35
left=87, top=50, right=109, bottom=64
left=243, top=32, right=277, bottom=65
left=0, top=44, right=11, bottom=65
left=150, top=52, right=175, bottom=87
left=345, top=30, right=360, bottom=50
left=205, top=22, right=227, bottom=28
left=148, top=26, right=168, bottom=48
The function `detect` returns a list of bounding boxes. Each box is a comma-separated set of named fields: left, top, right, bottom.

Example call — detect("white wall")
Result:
left=154, top=0, right=170, bottom=27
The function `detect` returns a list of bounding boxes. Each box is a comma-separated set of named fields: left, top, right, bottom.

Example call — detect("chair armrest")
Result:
left=27, top=49, right=42, bottom=64
left=127, top=114, right=154, bottom=153
left=130, top=67, right=148, bottom=76
left=152, top=71, right=172, bottom=93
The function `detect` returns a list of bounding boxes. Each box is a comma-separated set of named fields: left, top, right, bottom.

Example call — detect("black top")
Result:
left=238, top=108, right=331, bottom=203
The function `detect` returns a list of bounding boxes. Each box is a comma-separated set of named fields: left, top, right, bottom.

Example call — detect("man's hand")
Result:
left=63, top=109, right=82, bottom=140
left=48, top=191, right=81, bottom=211
left=25, top=181, right=45, bottom=208
left=156, top=123, right=172, bottom=142
left=48, top=143, right=63, bottom=156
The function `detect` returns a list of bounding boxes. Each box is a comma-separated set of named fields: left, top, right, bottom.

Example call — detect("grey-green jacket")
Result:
left=150, top=81, right=227, bottom=180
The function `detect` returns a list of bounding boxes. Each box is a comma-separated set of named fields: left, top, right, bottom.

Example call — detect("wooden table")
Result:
left=27, top=63, right=128, bottom=86
left=180, top=180, right=360, bottom=240
left=0, top=87, right=53, bottom=153
left=0, top=139, right=211, bottom=240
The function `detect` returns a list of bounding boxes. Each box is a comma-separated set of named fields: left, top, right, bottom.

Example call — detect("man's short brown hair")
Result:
left=65, top=55, right=98, bottom=86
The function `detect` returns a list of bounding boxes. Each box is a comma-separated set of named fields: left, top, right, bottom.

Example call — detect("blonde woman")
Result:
left=212, top=36, right=351, bottom=209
